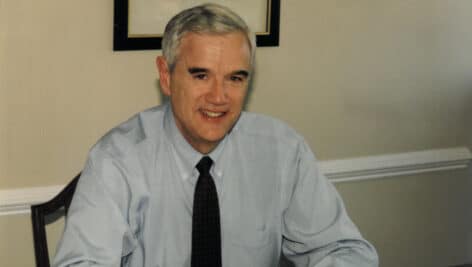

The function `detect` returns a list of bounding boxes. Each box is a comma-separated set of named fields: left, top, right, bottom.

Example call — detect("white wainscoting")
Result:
left=0, top=147, right=470, bottom=216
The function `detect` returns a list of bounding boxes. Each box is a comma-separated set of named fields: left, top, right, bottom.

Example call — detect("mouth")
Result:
left=200, top=109, right=227, bottom=119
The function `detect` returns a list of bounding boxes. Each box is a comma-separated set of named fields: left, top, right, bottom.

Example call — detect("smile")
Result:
left=201, top=110, right=226, bottom=118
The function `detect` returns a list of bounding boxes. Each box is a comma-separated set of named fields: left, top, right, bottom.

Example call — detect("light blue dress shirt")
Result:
left=54, top=102, right=378, bottom=267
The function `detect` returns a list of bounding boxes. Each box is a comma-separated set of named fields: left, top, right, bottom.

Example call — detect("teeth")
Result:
left=203, top=110, right=224, bottom=118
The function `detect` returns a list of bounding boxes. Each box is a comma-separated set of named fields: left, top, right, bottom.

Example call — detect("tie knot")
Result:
left=196, top=156, right=213, bottom=175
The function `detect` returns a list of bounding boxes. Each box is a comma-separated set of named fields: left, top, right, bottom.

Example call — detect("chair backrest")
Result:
left=31, top=173, right=81, bottom=267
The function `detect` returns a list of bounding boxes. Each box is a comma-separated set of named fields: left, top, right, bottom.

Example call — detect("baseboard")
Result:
left=0, top=146, right=470, bottom=216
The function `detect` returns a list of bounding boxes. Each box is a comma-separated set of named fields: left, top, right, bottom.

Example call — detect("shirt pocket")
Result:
left=229, top=218, right=270, bottom=248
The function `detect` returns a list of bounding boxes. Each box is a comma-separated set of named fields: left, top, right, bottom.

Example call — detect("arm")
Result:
left=53, top=150, right=137, bottom=267
left=281, top=140, right=378, bottom=267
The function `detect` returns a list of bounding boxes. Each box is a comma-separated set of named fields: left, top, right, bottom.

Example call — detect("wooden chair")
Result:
left=30, top=173, right=80, bottom=267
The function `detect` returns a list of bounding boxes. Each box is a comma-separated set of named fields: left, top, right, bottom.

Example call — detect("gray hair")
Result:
left=161, top=3, right=256, bottom=72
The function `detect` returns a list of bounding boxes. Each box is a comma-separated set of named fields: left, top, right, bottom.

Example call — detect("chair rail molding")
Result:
left=1, top=146, right=471, bottom=216
left=321, top=147, right=472, bottom=183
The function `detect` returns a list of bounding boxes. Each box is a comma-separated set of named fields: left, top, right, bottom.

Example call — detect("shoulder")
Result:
left=236, top=112, right=303, bottom=140
left=234, top=112, right=305, bottom=148
left=90, top=105, right=166, bottom=159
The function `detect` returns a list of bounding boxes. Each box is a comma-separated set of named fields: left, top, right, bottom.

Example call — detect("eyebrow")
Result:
left=232, top=70, right=249, bottom=78
left=187, top=67, right=250, bottom=78
left=188, top=67, right=208, bottom=74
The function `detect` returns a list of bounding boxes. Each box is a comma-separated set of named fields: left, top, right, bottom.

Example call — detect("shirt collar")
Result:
left=163, top=102, right=226, bottom=181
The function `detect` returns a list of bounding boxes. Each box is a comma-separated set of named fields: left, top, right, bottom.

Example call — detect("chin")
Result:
left=204, top=133, right=226, bottom=143
left=201, top=129, right=229, bottom=142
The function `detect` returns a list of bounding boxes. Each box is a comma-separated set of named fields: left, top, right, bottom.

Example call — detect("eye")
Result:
left=230, top=75, right=244, bottom=82
left=193, top=73, right=207, bottom=80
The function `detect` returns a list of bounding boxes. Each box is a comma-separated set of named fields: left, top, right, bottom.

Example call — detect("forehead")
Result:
left=176, top=32, right=251, bottom=67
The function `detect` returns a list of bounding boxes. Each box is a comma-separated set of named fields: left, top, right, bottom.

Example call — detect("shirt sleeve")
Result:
left=53, top=149, right=138, bottom=267
left=281, top=140, right=379, bottom=267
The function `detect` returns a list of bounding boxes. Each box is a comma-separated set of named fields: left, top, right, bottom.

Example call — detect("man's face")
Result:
left=157, top=32, right=251, bottom=154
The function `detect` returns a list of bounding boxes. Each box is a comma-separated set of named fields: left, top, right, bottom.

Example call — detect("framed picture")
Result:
left=113, top=0, right=280, bottom=51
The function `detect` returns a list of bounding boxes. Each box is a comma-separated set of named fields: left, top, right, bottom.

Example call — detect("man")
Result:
left=54, top=3, right=378, bottom=267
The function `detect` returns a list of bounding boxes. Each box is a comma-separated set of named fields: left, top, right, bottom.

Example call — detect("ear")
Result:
left=156, top=56, right=171, bottom=96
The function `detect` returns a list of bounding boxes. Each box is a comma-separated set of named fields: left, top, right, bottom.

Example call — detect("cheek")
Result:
left=175, top=88, right=202, bottom=117
left=230, top=89, right=247, bottom=105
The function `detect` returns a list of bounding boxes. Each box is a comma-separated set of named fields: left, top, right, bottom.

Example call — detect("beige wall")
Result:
left=338, top=170, right=472, bottom=267
left=1, top=0, right=471, bottom=266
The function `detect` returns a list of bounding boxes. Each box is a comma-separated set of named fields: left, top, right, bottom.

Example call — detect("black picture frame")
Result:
left=113, top=0, right=280, bottom=51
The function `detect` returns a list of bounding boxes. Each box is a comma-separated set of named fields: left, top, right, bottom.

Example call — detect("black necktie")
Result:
left=191, top=156, right=222, bottom=267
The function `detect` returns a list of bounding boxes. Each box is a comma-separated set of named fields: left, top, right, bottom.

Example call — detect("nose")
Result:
left=206, top=79, right=228, bottom=104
